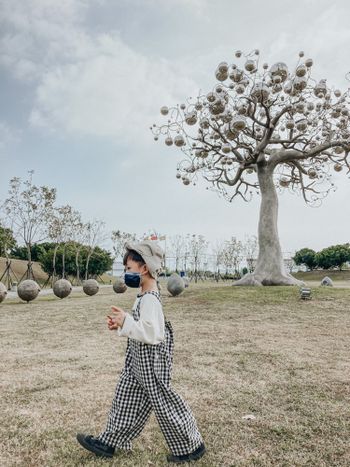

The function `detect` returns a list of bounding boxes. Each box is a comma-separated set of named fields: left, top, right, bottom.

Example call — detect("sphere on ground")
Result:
left=113, top=278, right=127, bottom=294
left=53, top=279, right=72, bottom=299
left=321, top=276, right=333, bottom=287
left=18, top=280, right=40, bottom=302
left=0, top=282, right=7, bottom=303
left=167, top=273, right=185, bottom=296
left=83, top=279, right=99, bottom=296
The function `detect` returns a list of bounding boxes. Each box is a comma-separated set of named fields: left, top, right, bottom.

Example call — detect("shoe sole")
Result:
left=167, top=446, right=206, bottom=463
left=76, top=434, right=114, bottom=458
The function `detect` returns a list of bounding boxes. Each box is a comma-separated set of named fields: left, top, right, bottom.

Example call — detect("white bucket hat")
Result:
left=124, top=240, right=164, bottom=279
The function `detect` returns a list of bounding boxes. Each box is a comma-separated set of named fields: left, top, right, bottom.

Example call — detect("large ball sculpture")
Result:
left=0, top=282, right=7, bottom=303
left=167, top=273, right=185, bottom=296
left=53, top=279, right=72, bottom=299
left=83, top=279, right=99, bottom=296
left=17, top=280, right=41, bottom=302
left=113, top=278, right=127, bottom=294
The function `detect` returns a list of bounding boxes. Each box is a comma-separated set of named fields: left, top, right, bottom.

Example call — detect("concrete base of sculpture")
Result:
left=18, top=280, right=41, bottom=302
left=53, top=279, right=72, bottom=299
left=83, top=279, right=99, bottom=296
left=167, top=273, right=185, bottom=296
left=321, top=276, right=333, bottom=287
left=0, top=282, right=8, bottom=303
left=113, top=278, right=127, bottom=294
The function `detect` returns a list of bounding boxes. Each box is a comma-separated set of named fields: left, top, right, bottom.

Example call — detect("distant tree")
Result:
left=169, top=234, right=186, bottom=272
left=38, top=243, right=113, bottom=278
left=187, top=234, right=208, bottom=282
left=222, top=237, right=243, bottom=276
left=316, top=244, right=350, bottom=270
left=244, top=235, right=258, bottom=273
left=3, top=170, right=56, bottom=280
left=111, top=230, right=137, bottom=261
left=293, top=247, right=318, bottom=270
left=211, top=239, right=225, bottom=280
left=0, top=222, right=17, bottom=258
left=10, top=242, right=54, bottom=262
left=84, top=219, right=107, bottom=280
left=47, top=205, right=80, bottom=281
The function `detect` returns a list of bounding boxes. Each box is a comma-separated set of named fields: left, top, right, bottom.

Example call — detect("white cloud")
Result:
left=29, top=33, right=199, bottom=142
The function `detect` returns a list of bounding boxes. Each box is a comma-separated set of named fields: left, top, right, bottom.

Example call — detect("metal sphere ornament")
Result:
left=53, top=279, right=72, bottom=299
left=293, top=76, right=307, bottom=92
left=113, top=278, right=127, bottom=294
left=314, top=79, right=327, bottom=98
left=305, top=58, right=313, bottom=67
left=160, top=106, right=169, bottom=116
left=334, top=146, right=344, bottom=154
left=83, top=279, right=99, bottom=296
left=296, top=65, right=307, bottom=77
left=251, top=83, right=269, bottom=103
left=235, top=50, right=242, bottom=58
left=231, top=116, right=246, bottom=131
left=167, top=273, right=185, bottom=296
left=215, top=69, right=228, bottom=81
left=222, top=143, right=231, bottom=154
left=165, top=136, right=173, bottom=146
left=296, top=119, right=307, bottom=132
left=244, top=60, right=256, bottom=72
left=17, top=279, right=41, bottom=303
left=269, top=62, right=289, bottom=82
left=0, top=282, right=7, bottom=303
left=334, top=163, right=342, bottom=172
left=229, top=68, right=243, bottom=82
left=308, top=168, right=317, bottom=179
left=235, top=84, right=245, bottom=94
left=174, top=135, right=185, bottom=147
left=280, top=177, right=290, bottom=187
left=218, top=61, right=229, bottom=73
left=185, top=112, right=197, bottom=126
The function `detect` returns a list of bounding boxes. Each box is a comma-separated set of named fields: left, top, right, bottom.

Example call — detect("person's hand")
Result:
left=107, top=306, right=126, bottom=331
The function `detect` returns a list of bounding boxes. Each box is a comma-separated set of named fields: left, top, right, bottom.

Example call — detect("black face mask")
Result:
left=124, top=272, right=141, bottom=288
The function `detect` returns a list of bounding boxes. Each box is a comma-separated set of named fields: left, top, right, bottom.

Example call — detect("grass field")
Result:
left=1, top=282, right=349, bottom=466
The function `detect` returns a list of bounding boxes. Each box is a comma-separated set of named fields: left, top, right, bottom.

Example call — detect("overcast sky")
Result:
left=1, top=0, right=350, bottom=256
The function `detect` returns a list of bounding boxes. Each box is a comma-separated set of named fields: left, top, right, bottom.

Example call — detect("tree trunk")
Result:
left=233, top=162, right=304, bottom=286
left=75, top=246, right=81, bottom=285
left=52, top=243, right=59, bottom=283
left=62, top=243, right=66, bottom=279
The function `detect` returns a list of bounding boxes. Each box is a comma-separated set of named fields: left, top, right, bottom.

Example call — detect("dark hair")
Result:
left=123, top=249, right=146, bottom=267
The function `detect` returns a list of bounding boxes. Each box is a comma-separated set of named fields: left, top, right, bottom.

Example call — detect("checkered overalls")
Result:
left=98, top=290, right=203, bottom=456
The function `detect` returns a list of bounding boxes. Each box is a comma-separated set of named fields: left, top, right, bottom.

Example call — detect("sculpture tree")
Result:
left=152, top=50, right=350, bottom=286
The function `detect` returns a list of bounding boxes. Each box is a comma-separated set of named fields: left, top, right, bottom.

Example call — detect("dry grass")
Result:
left=0, top=281, right=349, bottom=467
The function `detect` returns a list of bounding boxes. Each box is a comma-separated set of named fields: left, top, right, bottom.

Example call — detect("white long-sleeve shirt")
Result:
left=117, top=293, right=165, bottom=345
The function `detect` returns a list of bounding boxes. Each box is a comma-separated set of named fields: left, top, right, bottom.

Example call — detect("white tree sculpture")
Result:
left=152, top=50, right=350, bottom=286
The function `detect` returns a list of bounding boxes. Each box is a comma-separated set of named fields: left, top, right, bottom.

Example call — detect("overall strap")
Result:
left=136, top=290, right=171, bottom=324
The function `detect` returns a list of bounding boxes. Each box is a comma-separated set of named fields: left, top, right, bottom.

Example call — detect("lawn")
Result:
left=1, top=282, right=349, bottom=466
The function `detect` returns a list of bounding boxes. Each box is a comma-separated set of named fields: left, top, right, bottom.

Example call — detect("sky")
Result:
left=1, top=0, right=350, bottom=257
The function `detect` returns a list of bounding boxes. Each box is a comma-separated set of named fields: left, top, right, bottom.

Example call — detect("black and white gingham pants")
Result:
left=98, top=293, right=203, bottom=456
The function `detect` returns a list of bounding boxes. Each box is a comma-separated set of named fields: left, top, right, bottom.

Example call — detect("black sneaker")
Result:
left=166, top=442, right=206, bottom=464
left=76, top=433, right=115, bottom=458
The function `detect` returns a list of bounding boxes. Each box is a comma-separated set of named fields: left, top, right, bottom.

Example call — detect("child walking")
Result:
left=76, top=240, right=206, bottom=463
